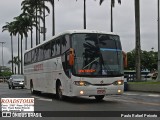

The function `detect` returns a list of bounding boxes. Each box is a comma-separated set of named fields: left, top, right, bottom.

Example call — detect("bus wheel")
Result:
left=56, top=83, right=63, bottom=100
left=95, top=95, right=104, bottom=101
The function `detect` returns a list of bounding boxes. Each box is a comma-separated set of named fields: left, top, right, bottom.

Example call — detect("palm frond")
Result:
left=99, top=0, right=104, bottom=5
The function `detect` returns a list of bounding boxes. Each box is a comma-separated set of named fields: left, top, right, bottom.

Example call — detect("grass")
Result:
left=128, top=81, right=160, bottom=85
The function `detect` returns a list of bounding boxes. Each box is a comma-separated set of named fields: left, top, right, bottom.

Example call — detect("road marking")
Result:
left=109, top=98, right=160, bottom=106
left=37, top=98, right=52, bottom=102
left=123, top=93, right=138, bottom=96
left=123, top=92, right=160, bottom=97
left=31, top=96, right=52, bottom=102
left=147, top=94, right=160, bottom=97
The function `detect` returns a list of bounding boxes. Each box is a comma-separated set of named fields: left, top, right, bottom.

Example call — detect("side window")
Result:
left=51, top=41, right=56, bottom=57
left=24, top=53, right=27, bottom=65
left=24, top=53, right=28, bottom=65
left=61, top=35, right=70, bottom=54
left=28, top=51, right=31, bottom=64
left=38, top=46, right=44, bottom=61
left=55, top=38, right=61, bottom=55
left=25, top=52, right=31, bottom=65
left=44, top=42, right=51, bottom=59
left=35, top=48, right=39, bottom=62
left=31, top=49, right=36, bottom=63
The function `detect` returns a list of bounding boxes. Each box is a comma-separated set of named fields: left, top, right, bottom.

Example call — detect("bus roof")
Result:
left=60, top=30, right=117, bottom=35
left=25, top=30, right=118, bottom=53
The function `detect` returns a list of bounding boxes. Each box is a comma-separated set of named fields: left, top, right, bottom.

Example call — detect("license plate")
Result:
left=19, top=82, right=23, bottom=85
left=97, top=90, right=106, bottom=94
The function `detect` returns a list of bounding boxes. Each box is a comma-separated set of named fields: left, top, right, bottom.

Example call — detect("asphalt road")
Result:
left=0, top=82, right=160, bottom=120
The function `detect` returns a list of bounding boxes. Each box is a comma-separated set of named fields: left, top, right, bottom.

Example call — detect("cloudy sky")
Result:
left=0, top=0, right=158, bottom=67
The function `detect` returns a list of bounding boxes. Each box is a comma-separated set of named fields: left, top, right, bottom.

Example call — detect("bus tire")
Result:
left=95, top=95, right=104, bottom=101
left=56, top=82, right=63, bottom=100
left=8, top=85, right=11, bottom=89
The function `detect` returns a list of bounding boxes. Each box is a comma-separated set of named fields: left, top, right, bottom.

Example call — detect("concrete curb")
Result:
left=127, top=84, right=160, bottom=93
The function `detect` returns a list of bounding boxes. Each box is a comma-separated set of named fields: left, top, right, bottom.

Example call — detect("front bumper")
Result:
left=71, top=85, right=124, bottom=96
left=12, top=82, right=24, bottom=87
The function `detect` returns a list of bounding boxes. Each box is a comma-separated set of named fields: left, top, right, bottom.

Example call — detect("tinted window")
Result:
left=71, top=33, right=123, bottom=77
left=61, top=35, right=70, bottom=53
left=44, top=42, right=51, bottom=59
left=38, top=46, right=44, bottom=61
left=24, top=51, right=31, bottom=65
left=55, top=38, right=61, bottom=55
left=51, top=41, right=56, bottom=57
left=98, top=34, right=121, bottom=49
left=31, top=49, right=37, bottom=62
left=12, top=75, right=24, bottom=79
left=51, top=38, right=61, bottom=57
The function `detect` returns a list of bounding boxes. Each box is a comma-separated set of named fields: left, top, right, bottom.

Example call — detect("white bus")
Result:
left=24, top=30, right=125, bottom=101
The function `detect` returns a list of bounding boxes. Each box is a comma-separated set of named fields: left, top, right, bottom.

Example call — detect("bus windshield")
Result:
left=71, top=33, right=123, bottom=77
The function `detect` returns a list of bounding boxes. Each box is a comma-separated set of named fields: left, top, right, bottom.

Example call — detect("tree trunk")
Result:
left=84, top=0, right=86, bottom=29
left=21, top=36, right=23, bottom=74
left=111, top=1, right=113, bottom=32
left=43, top=0, right=46, bottom=41
left=135, top=0, right=141, bottom=81
left=15, top=65, right=16, bottom=74
left=157, top=0, right=160, bottom=81
left=31, top=26, right=33, bottom=48
left=18, top=34, right=20, bottom=74
left=11, top=35, right=14, bottom=74
left=25, top=37, right=27, bottom=50
left=38, top=16, right=40, bottom=44
left=52, top=0, right=55, bottom=36
left=36, top=1, right=38, bottom=45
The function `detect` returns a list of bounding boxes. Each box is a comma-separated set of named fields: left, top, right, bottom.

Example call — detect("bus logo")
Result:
left=100, top=80, right=104, bottom=84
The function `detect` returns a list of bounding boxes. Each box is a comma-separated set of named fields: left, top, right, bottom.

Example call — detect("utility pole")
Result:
left=0, top=42, right=5, bottom=82
left=157, top=0, right=160, bottom=81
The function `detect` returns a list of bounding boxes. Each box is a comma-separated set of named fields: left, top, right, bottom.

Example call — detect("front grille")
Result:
left=92, top=84, right=112, bottom=86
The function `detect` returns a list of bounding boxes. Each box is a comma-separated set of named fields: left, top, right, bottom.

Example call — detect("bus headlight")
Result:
left=74, top=81, right=90, bottom=86
left=113, top=80, right=124, bottom=85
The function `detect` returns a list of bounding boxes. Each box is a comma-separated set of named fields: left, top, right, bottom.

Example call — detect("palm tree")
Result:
left=135, top=0, right=141, bottom=81
left=19, top=12, right=38, bottom=49
left=21, top=3, right=35, bottom=48
left=100, top=0, right=121, bottom=32
left=8, top=56, right=21, bottom=74
left=13, top=15, right=30, bottom=74
left=2, top=22, right=15, bottom=74
left=21, top=0, right=50, bottom=45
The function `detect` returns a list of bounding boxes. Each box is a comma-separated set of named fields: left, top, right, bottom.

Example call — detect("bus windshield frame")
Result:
left=71, top=33, right=124, bottom=77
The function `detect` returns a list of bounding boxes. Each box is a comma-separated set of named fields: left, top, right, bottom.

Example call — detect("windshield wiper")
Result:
left=82, top=57, right=99, bottom=69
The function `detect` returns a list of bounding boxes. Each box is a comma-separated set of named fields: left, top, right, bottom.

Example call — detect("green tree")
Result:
left=19, top=13, right=38, bottom=50
left=141, top=51, right=158, bottom=71
left=0, top=66, right=12, bottom=79
left=126, top=50, right=136, bottom=70
left=100, top=0, right=121, bottom=32
left=8, top=56, right=21, bottom=74
left=127, top=50, right=158, bottom=72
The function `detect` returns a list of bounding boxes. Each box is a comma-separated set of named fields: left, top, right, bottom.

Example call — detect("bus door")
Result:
left=61, top=50, right=73, bottom=94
